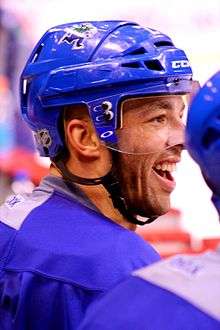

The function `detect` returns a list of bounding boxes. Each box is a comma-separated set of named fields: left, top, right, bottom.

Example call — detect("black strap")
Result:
left=53, top=158, right=158, bottom=225
left=101, top=171, right=159, bottom=225
left=54, top=158, right=108, bottom=186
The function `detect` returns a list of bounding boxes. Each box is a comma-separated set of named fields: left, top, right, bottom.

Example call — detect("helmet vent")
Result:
left=125, top=47, right=147, bottom=56
left=154, top=41, right=173, bottom=47
left=144, top=60, right=164, bottom=71
left=202, top=127, right=220, bottom=149
left=31, top=43, right=44, bottom=63
left=121, top=62, right=141, bottom=69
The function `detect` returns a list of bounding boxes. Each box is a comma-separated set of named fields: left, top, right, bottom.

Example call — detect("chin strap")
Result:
left=53, top=158, right=158, bottom=226
left=101, top=171, right=159, bottom=225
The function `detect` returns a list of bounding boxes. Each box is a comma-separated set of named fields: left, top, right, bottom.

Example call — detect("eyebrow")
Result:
left=143, top=99, right=185, bottom=113
left=121, top=97, right=185, bottom=126
left=123, top=97, right=185, bottom=114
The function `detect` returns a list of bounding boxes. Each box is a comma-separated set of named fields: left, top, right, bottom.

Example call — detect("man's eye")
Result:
left=150, top=115, right=167, bottom=124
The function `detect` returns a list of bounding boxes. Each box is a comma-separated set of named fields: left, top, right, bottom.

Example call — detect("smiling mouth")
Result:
left=153, top=168, right=174, bottom=181
left=153, top=163, right=176, bottom=182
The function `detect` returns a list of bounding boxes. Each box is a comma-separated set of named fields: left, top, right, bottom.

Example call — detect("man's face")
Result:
left=115, top=95, right=186, bottom=218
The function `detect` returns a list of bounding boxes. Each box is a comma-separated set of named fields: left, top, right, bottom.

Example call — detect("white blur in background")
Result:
left=2, top=0, right=220, bottom=238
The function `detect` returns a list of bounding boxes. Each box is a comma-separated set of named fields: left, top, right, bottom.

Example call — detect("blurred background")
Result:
left=1, top=0, right=220, bottom=256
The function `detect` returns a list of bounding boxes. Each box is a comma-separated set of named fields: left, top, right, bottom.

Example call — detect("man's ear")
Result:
left=65, top=119, right=100, bottom=159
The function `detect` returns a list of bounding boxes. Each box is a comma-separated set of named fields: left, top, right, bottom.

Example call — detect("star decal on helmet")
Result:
left=58, top=23, right=98, bottom=49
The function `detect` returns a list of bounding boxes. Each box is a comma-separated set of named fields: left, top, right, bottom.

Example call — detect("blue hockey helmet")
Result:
left=186, top=71, right=220, bottom=198
left=20, top=20, right=193, bottom=158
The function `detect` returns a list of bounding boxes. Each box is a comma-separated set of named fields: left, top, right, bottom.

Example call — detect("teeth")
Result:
left=155, top=162, right=176, bottom=172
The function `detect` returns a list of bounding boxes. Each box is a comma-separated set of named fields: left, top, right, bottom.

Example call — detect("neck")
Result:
left=50, top=165, right=136, bottom=231
left=79, top=184, right=136, bottom=231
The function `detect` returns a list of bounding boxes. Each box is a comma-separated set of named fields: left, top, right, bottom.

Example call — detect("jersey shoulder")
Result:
left=134, top=251, right=220, bottom=323
left=79, top=251, right=220, bottom=329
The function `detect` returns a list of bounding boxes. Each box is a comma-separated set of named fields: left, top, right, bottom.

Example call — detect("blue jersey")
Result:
left=0, top=175, right=160, bottom=330
left=79, top=250, right=220, bottom=330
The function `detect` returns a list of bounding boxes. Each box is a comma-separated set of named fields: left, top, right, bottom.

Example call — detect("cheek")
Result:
left=120, top=154, right=155, bottom=186
left=132, top=131, right=169, bottom=155
left=117, top=126, right=169, bottom=155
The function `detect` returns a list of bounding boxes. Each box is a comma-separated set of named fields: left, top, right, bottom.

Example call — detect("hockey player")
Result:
left=79, top=71, right=220, bottom=330
left=0, top=21, right=194, bottom=329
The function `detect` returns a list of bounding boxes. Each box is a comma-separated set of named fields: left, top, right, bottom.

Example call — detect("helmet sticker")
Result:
left=35, top=129, right=52, bottom=148
left=58, top=23, right=98, bottom=49
left=100, top=131, right=114, bottom=139
left=171, top=60, right=190, bottom=70
left=93, top=101, right=114, bottom=123
left=102, top=101, right=114, bottom=121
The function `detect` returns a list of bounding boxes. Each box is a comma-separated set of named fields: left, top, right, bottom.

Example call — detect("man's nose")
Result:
left=167, top=121, right=185, bottom=149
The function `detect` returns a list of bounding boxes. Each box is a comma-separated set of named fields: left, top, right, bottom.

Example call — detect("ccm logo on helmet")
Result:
left=172, top=60, right=190, bottom=69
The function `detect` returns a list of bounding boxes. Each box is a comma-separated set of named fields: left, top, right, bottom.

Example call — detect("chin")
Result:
left=136, top=202, right=171, bottom=218
left=156, top=203, right=171, bottom=216
left=126, top=193, right=171, bottom=218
